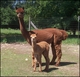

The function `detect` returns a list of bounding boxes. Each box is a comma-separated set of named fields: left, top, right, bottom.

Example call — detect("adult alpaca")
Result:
left=15, top=7, right=68, bottom=66
left=30, top=34, right=50, bottom=72
left=43, top=28, right=68, bottom=66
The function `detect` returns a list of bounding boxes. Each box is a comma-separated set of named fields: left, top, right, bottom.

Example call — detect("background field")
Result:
left=1, top=28, right=79, bottom=76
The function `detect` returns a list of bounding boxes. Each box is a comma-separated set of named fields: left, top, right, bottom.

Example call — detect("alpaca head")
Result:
left=15, top=7, right=24, bottom=18
left=30, top=34, right=37, bottom=44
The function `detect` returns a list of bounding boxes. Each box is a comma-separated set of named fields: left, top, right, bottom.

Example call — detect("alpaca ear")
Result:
left=36, top=33, right=38, bottom=36
left=29, top=32, right=32, bottom=35
left=29, top=31, right=34, bottom=35
left=15, top=7, right=18, bottom=10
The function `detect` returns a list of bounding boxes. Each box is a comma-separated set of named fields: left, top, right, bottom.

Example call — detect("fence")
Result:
left=28, top=16, right=80, bottom=31
left=28, top=16, right=38, bottom=31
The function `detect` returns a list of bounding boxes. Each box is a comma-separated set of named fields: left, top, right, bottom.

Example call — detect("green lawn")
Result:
left=1, top=49, right=31, bottom=76
left=1, top=28, right=79, bottom=44
left=1, top=29, right=26, bottom=43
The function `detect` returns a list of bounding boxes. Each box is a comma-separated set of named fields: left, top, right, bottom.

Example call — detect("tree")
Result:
left=1, top=0, right=19, bottom=29
left=0, top=0, right=79, bottom=31
left=37, top=1, right=79, bottom=31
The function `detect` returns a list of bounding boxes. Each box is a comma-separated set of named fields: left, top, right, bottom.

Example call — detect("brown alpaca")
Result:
left=43, top=28, right=68, bottom=66
left=60, top=29, right=68, bottom=40
left=15, top=7, right=68, bottom=66
left=30, top=34, right=50, bottom=72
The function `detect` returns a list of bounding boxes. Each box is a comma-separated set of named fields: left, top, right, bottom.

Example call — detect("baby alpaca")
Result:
left=30, top=34, right=50, bottom=72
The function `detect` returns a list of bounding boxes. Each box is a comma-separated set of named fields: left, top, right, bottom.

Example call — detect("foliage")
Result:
left=1, top=1, right=19, bottom=28
left=0, top=0, right=80, bottom=35
left=1, top=7, right=14, bottom=25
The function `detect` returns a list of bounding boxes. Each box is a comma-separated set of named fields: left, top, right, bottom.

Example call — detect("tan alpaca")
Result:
left=30, top=34, right=50, bottom=72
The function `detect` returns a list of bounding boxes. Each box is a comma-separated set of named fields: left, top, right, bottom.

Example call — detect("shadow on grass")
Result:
left=42, top=61, right=77, bottom=67
left=42, top=67, right=58, bottom=73
left=59, top=62, right=77, bottom=66
left=42, top=63, right=58, bottom=72
left=41, top=61, right=77, bottom=72
left=42, top=62, right=77, bottom=67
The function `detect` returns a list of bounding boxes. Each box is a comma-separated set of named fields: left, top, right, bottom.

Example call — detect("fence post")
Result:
left=30, top=21, right=38, bottom=29
left=28, top=16, right=31, bottom=31
left=78, top=16, right=80, bottom=31
left=78, top=16, right=80, bottom=44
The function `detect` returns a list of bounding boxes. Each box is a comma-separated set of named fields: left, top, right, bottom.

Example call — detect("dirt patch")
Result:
left=1, top=43, right=32, bottom=54
left=1, top=43, right=79, bottom=55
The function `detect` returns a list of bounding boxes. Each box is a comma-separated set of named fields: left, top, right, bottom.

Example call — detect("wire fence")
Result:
left=28, top=16, right=80, bottom=31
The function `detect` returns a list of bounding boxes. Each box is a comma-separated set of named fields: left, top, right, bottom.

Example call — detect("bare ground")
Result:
left=1, top=43, right=79, bottom=56
left=1, top=43, right=79, bottom=76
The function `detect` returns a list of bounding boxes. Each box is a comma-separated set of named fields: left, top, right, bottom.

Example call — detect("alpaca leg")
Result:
left=55, top=51, right=62, bottom=66
left=55, top=44, right=62, bottom=66
left=43, top=51, right=50, bottom=71
left=38, top=55, right=42, bottom=72
left=33, top=58, right=37, bottom=72
left=32, top=53, right=34, bottom=67
left=50, top=42, right=56, bottom=65
left=32, top=52, right=35, bottom=67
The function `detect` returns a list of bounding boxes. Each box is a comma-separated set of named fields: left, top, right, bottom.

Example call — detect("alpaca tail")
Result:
left=60, top=30, right=68, bottom=40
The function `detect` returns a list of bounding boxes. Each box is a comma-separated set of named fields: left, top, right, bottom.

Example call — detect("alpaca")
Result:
left=15, top=7, right=68, bottom=66
left=30, top=34, right=50, bottom=72
left=43, top=28, right=68, bottom=66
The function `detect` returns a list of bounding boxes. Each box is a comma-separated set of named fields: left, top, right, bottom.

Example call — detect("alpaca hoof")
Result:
left=55, top=63, right=59, bottom=66
left=50, top=62, right=55, bottom=65
left=38, top=70, right=42, bottom=72
left=44, top=68, right=49, bottom=72
left=33, top=70, right=36, bottom=72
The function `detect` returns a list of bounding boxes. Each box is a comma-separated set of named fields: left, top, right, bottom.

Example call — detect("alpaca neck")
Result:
left=18, top=18, right=27, bottom=34
left=32, top=41, right=37, bottom=49
left=18, top=18, right=31, bottom=44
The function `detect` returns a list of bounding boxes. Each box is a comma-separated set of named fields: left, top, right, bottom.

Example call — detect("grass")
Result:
left=1, top=48, right=52, bottom=76
left=62, top=35, right=79, bottom=45
left=1, top=44, right=79, bottom=76
left=1, top=28, right=26, bottom=43
left=1, top=49, right=31, bottom=76
left=1, top=28, right=79, bottom=44
left=1, top=28, right=79, bottom=76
